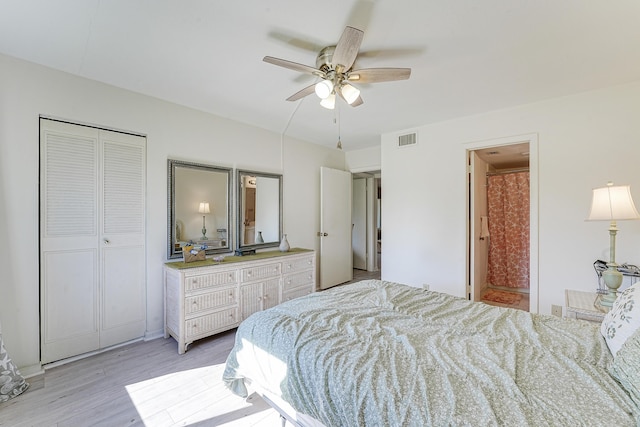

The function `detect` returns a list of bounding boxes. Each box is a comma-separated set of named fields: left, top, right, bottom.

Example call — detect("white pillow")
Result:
left=600, top=281, right=640, bottom=356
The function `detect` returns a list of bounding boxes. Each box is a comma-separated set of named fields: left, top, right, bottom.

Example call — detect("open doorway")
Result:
left=467, top=135, right=539, bottom=313
left=352, top=171, right=381, bottom=281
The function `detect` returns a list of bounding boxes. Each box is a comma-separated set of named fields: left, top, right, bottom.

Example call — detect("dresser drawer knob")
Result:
left=228, top=293, right=234, bottom=298
left=287, top=280, right=291, bottom=285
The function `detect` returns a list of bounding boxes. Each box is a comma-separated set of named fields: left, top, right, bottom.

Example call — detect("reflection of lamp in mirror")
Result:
left=587, top=182, right=640, bottom=306
left=198, top=201, right=210, bottom=239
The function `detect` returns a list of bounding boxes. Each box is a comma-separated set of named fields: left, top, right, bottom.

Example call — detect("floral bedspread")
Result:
left=223, top=280, right=639, bottom=426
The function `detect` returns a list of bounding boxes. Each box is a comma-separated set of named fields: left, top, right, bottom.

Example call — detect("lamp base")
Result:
left=600, top=267, right=623, bottom=307
left=201, top=227, right=207, bottom=240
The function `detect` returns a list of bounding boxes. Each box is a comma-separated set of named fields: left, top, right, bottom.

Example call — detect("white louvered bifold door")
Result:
left=99, top=131, right=146, bottom=349
left=40, top=119, right=146, bottom=364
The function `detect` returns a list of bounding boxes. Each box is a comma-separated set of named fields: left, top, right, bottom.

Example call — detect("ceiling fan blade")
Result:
left=263, top=56, right=324, bottom=77
left=267, top=30, right=322, bottom=53
left=347, top=68, right=411, bottom=83
left=286, top=84, right=316, bottom=102
left=332, top=26, right=364, bottom=72
left=357, top=47, right=425, bottom=61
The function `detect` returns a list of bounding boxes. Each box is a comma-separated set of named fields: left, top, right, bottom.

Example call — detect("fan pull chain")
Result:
left=336, top=104, right=342, bottom=150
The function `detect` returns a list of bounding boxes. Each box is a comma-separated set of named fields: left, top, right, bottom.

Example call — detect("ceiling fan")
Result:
left=263, top=26, right=411, bottom=109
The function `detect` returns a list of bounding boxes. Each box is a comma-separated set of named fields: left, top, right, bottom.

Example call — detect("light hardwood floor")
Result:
left=0, top=330, right=282, bottom=427
left=1, top=270, right=382, bottom=427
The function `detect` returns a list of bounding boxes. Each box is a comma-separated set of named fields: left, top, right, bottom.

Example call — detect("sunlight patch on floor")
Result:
left=125, top=364, right=276, bottom=426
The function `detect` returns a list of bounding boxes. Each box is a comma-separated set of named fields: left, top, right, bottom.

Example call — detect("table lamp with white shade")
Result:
left=587, top=182, right=640, bottom=306
left=198, top=201, right=210, bottom=240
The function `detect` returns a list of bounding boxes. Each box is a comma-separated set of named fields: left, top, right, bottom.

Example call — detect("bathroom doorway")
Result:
left=466, top=135, right=539, bottom=313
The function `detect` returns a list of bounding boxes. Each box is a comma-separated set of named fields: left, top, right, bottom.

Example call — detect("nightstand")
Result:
left=565, top=290, right=610, bottom=322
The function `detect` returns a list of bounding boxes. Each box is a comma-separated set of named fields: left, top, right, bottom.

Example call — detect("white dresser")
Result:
left=164, top=248, right=315, bottom=354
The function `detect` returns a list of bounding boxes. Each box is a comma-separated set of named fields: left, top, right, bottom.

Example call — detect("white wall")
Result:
left=346, top=146, right=381, bottom=172
left=382, top=81, right=640, bottom=314
left=282, top=138, right=345, bottom=252
left=0, top=53, right=344, bottom=373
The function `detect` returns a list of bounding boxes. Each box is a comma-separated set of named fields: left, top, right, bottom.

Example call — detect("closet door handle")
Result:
left=104, top=239, right=110, bottom=244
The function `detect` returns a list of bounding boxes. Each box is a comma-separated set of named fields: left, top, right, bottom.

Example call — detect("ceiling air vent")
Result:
left=397, top=132, right=417, bottom=148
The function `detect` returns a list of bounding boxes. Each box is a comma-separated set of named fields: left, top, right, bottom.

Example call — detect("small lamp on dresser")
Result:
left=587, top=182, right=640, bottom=306
left=198, top=201, right=210, bottom=240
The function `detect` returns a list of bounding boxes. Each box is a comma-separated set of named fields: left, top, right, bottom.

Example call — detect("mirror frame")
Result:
left=167, top=159, right=233, bottom=259
left=237, top=169, right=283, bottom=250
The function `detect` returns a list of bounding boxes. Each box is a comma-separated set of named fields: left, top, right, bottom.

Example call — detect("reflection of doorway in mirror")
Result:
left=244, top=187, right=256, bottom=244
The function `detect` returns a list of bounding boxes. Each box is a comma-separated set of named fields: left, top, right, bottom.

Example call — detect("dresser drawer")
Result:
left=283, top=286, right=313, bottom=302
left=185, top=308, right=237, bottom=339
left=282, top=256, right=315, bottom=273
left=282, top=270, right=314, bottom=293
left=185, top=287, right=237, bottom=317
left=185, top=270, right=237, bottom=292
left=242, top=262, right=281, bottom=282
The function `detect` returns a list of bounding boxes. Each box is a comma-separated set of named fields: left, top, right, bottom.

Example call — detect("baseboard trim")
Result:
left=20, top=363, right=45, bottom=379
left=42, top=337, right=144, bottom=370
left=144, top=329, right=164, bottom=341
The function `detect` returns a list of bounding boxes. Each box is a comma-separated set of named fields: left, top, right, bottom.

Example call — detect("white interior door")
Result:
left=41, top=119, right=146, bottom=364
left=100, top=134, right=146, bottom=348
left=469, top=152, right=489, bottom=302
left=41, top=122, right=100, bottom=363
left=352, top=178, right=367, bottom=270
left=320, top=167, right=352, bottom=290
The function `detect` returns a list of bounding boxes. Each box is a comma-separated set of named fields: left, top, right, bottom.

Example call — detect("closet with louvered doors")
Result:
left=39, top=118, right=146, bottom=364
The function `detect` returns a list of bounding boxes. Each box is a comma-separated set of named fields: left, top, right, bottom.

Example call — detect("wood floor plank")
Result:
left=0, top=329, right=279, bottom=427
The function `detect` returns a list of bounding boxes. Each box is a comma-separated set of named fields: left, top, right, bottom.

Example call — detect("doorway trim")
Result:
left=464, top=133, right=539, bottom=313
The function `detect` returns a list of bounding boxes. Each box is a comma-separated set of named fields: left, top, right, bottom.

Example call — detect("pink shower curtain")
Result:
left=487, top=171, right=530, bottom=289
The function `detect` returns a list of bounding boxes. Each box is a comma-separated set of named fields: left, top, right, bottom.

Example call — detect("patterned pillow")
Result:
left=0, top=333, right=29, bottom=402
left=609, top=326, right=640, bottom=407
left=600, top=281, right=640, bottom=355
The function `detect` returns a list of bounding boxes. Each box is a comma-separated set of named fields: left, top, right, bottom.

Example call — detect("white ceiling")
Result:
left=1, top=1, right=640, bottom=151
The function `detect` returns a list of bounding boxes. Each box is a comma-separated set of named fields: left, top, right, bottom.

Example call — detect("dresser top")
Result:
left=165, top=247, right=314, bottom=270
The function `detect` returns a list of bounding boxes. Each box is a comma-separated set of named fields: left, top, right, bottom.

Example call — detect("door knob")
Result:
left=104, top=239, right=110, bottom=244
left=316, top=232, right=328, bottom=237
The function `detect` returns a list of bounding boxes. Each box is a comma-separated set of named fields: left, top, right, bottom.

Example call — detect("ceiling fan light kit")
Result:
left=340, top=83, right=360, bottom=105
left=264, top=26, right=411, bottom=109
left=320, top=93, right=336, bottom=109
left=315, top=80, right=333, bottom=99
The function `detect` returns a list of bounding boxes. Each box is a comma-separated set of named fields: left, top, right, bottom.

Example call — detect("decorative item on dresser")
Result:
left=164, top=248, right=315, bottom=354
left=279, top=234, right=290, bottom=252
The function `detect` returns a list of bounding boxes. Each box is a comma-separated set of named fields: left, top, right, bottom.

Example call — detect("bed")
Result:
left=223, top=279, right=640, bottom=426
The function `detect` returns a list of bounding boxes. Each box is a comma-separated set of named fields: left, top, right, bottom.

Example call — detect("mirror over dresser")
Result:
left=237, top=169, right=283, bottom=250
left=167, top=159, right=232, bottom=259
